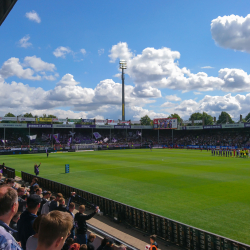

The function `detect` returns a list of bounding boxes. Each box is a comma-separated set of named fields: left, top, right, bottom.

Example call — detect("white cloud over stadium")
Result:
left=211, top=14, right=250, bottom=53
left=1, top=39, right=250, bottom=120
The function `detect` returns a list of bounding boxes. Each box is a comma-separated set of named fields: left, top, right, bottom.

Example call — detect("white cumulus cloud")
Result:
left=18, top=35, right=32, bottom=48
left=53, top=46, right=72, bottom=58
left=23, top=56, right=56, bottom=72
left=0, top=56, right=58, bottom=81
left=211, top=14, right=250, bottom=53
left=25, top=10, right=41, bottom=23
left=165, top=94, right=181, bottom=101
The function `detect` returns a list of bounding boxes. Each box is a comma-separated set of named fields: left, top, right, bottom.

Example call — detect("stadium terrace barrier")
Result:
left=1, top=165, right=15, bottom=179
left=21, top=171, right=250, bottom=250
left=86, top=223, right=139, bottom=250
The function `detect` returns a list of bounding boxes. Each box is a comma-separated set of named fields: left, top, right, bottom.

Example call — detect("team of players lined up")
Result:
left=211, top=148, right=249, bottom=158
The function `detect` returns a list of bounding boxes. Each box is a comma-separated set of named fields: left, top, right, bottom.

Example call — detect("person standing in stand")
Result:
left=75, top=205, right=99, bottom=245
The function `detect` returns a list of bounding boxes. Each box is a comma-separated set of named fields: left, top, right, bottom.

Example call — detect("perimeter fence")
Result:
left=21, top=171, right=250, bottom=250
left=1, top=165, right=15, bottom=179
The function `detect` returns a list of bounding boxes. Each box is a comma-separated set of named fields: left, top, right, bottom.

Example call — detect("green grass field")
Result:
left=1, top=149, right=250, bottom=244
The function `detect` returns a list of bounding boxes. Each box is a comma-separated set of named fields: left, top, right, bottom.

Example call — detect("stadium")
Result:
left=1, top=1, right=250, bottom=250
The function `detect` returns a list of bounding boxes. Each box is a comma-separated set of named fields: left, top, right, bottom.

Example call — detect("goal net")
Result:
left=75, top=144, right=98, bottom=151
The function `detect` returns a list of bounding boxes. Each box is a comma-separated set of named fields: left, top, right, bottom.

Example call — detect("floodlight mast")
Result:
left=120, top=60, right=127, bottom=121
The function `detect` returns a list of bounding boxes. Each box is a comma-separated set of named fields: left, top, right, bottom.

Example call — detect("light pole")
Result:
left=120, top=60, right=127, bottom=121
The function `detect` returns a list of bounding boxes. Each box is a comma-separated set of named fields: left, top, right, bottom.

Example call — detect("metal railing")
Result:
left=21, top=171, right=250, bottom=250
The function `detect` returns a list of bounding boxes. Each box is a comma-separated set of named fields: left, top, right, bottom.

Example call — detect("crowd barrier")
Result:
left=1, top=165, right=15, bottom=179
left=21, top=171, right=250, bottom=250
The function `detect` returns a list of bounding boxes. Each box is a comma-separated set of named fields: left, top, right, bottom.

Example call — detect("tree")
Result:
left=140, top=115, right=152, bottom=125
left=4, top=112, right=15, bottom=117
left=245, top=113, right=250, bottom=122
left=189, top=112, right=213, bottom=125
left=217, top=111, right=234, bottom=124
left=3, top=112, right=16, bottom=123
left=168, top=113, right=182, bottom=124
left=23, top=113, right=33, bottom=117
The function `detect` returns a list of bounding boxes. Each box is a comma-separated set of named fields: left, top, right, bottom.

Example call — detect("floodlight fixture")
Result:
left=119, top=60, right=127, bottom=121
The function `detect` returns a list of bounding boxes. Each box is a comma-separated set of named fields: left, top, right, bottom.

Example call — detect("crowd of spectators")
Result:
left=0, top=177, right=135, bottom=250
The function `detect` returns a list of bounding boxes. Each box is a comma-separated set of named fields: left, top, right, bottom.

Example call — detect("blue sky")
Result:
left=1, top=0, right=250, bottom=120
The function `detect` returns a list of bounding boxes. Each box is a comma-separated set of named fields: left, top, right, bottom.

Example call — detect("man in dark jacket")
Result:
left=75, top=205, right=99, bottom=245
left=56, top=198, right=67, bottom=212
left=17, top=194, right=41, bottom=250
left=49, top=193, right=63, bottom=211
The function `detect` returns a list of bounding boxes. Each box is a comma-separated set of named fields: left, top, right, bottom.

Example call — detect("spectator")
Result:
left=96, top=237, right=108, bottom=250
left=80, top=244, right=88, bottom=250
left=57, top=198, right=67, bottom=212
left=70, top=243, right=81, bottom=250
left=17, top=194, right=41, bottom=250
left=30, top=178, right=39, bottom=194
left=17, top=187, right=27, bottom=212
left=39, top=191, right=51, bottom=214
left=149, top=235, right=158, bottom=250
left=62, top=238, right=75, bottom=250
left=0, top=185, right=22, bottom=249
left=67, top=192, right=76, bottom=209
left=49, top=193, right=63, bottom=211
left=26, top=214, right=44, bottom=250
left=10, top=211, right=21, bottom=240
left=41, top=195, right=55, bottom=215
left=119, top=245, right=127, bottom=250
left=75, top=205, right=99, bottom=245
left=35, top=187, right=43, bottom=197
left=0, top=173, right=4, bottom=185
left=36, top=210, right=73, bottom=250
left=102, top=239, right=114, bottom=250
left=87, top=233, right=96, bottom=250
left=67, top=202, right=76, bottom=238
left=6, top=178, right=17, bottom=189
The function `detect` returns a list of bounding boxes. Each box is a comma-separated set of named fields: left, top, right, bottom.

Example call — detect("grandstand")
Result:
left=1, top=115, right=250, bottom=249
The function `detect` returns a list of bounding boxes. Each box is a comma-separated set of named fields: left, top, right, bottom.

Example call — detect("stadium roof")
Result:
left=0, top=0, right=18, bottom=26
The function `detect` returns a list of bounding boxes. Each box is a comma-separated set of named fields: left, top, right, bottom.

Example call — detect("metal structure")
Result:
left=119, top=60, right=127, bottom=121
left=0, top=0, right=18, bottom=26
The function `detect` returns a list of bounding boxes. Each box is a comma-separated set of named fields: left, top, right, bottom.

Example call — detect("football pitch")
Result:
left=1, top=149, right=250, bottom=244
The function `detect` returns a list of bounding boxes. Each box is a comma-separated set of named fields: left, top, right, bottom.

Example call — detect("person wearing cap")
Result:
left=149, top=235, right=158, bottom=250
left=17, top=194, right=41, bottom=250
left=0, top=185, right=22, bottom=250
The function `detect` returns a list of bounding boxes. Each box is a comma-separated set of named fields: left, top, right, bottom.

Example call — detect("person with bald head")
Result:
left=0, top=185, right=22, bottom=249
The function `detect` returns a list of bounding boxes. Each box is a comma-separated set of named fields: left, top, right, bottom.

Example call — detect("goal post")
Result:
left=74, top=144, right=99, bottom=151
